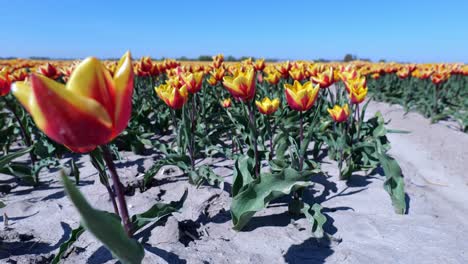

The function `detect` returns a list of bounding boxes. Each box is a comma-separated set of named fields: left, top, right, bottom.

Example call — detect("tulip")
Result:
left=276, top=61, right=291, bottom=78
left=328, top=104, right=350, bottom=123
left=346, top=77, right=368, bottom=104
left=310, top=67, right=335, bottom=88
left=155, top=83, right=188, bottom=110
left=284, top=80, right=320, bottom=112
left=207, top=76, right=218, bottom=86
left=37, top=63, right=61, bottom=79
left=180, top=71, right=204, bottom=94
left=412, top=68, right=433, bottom=79
left=370, top=73, right=380, bottom=80
left=264, top=70, right=281, bottom=85
left=256, top=97, right=280, bottom=115
left=289, top=68, right=305, bottom=81
left=254, top=59, right=266, bottom=71
left=431, top=71, right=450, bottom=85
left=210, top=67, right=226, bottom=83
left=0, top=70, right=11, bottom=96
left=12, top=52, right=134, bottom=153
left=396, top=67, right=410, bottom=79
left=221, top=98, right=232, bottom=108
left=222, top=67, right=256, bottom=102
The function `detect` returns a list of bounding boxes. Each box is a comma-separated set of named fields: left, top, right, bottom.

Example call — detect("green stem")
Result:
left=101, top=145, right=132, bottom=237
left=266, top=115, right=274, bottom=160
left=247, top=102, right=260, bottom=178
left=2, top=97, right=36, bottom=166
left=299, top=111, right=304, bottom=171
left=89, top=153, right=120, bottom=217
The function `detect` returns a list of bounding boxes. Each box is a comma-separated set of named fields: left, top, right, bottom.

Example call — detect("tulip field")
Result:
left=0, top=54, right=467, bottom=263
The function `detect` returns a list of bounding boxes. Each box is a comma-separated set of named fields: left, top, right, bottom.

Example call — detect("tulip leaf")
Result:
left=379, top=153, right=407, bottom=214
left=61, top=171, right=145, bottom=264
left=0, top=164, right=36, bottom=185
left=301, top=202, right=327, bottom=238
left=0, top=201, right=5, bottom=208
left=231, top=167, right=312, bottom=231
left=231, top=156, right=255, bottom=197
left=131, top=188, right=188, bottom=233
left=143, top=154, right=191, bottom=187
left=51, top=225, right=85, bottom=264
left=0, top=146, right=33, bottom=169
left=188, top=165, right=224, bottom=188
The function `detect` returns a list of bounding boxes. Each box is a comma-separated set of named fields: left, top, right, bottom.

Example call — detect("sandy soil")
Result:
left=1, top=100, right=467, bottom=264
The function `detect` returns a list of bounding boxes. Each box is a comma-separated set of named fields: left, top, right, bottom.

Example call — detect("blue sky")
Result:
left=2, top=0, right=467, bottom=62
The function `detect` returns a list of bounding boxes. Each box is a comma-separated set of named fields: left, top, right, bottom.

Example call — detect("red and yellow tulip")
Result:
left=222, top=67, right=256, bottom=102
left=0, top=70, right=11, bottom=96
left=310, top=67, right=335, bottom=88
left=155, top=82, right=189, bottom=110
left=255, top=97, right=280, bottom=115
left=254, top=59, right=266, bottom=72
left=37, top=63, right=61, bottom=79
left=284, top=80, right=320, bottom=112
left=221, top=98, right=232, bottom=108
left=12, top=52, right=134, bottom=153
left=346, top=77, right=368, bottom=104
left=180, top=71, right=204, bottom=94
left=328, top=104, right=350, bottom=123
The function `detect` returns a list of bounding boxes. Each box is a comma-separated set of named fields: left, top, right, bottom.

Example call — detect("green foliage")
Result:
left=231, top=167, right=312, bottom=231
left=51, top=225, right=85, bottom=264
left=131, top=188, right=188, bottom=233
left=61, top=171, right=145, bottom=264
left=368, top=74, right=468, bottom=132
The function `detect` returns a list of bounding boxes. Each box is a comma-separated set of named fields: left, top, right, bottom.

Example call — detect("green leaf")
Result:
left=0, top=146, right=33, bottom=169
left=231, top=156, right=254, bottom=197
left=61, top=171, right=145, bottom=264
left=231, top=167, right=312, bottom=231
left=189, top=165, right=224, bottom=188
left=0, top=164, right=36, bottom=185
left=142, top=154, right=191, bottom=187
left=51, top=225, right=85, bottom=264
left=131, top=188, right=188, bottom=233
left=301, top=203, right=327, bottom=238
left=379, top=154, right=407, bottom=214
left=0, top=201, right=5, bottom=208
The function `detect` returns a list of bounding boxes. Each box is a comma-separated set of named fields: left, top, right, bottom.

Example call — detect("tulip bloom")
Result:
left=347, top=78, right=368, bottom=104
left=284, top=81, right=320, bottom=111
left=310, top=67, right=335, bottom=88
left=37, top=63, right=61, bottom=79
left=254, top=59, right=266, bottom=71
left=264, top=71, right=281, bottom=85
left=289, top=68, right=305, bottom=81
left=155, top=83, right=188, bottom=110
left=328, top=104, right=350, bottom=123
left=222, top=67, right=256, bottom=102
left=221, top=98, right=232, bottom=108
left=256, top=97, right=280, bottom=115
left=180, top=71, right=204, bottom=94
left=0, top=71, right=11, bottom=96
left=12, top=52, right=134, bottom=153
left=396, top=67, right=410, bottom=79
left=431, top=71, right=450, bottom=85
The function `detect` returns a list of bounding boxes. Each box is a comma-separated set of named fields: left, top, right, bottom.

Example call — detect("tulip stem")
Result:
left=1, top=97, right=36, bottom=167
left=89, top=153, right=120, bottom=217
left=266, top=115, right=274, bottom=160
left=189, top=94, right=197, bottom=171
left=101, top=145, right=132, bottom=237
left=247, top=102, right=260, bottom=178
left=299, top=111, right=304, bottom=171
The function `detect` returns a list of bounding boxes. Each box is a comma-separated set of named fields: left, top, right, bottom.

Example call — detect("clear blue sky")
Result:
left=2, top=0, right=467, bottom=62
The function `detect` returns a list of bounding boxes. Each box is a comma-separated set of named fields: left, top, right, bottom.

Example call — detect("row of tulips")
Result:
left=2, top=53, right=462, bottom=263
